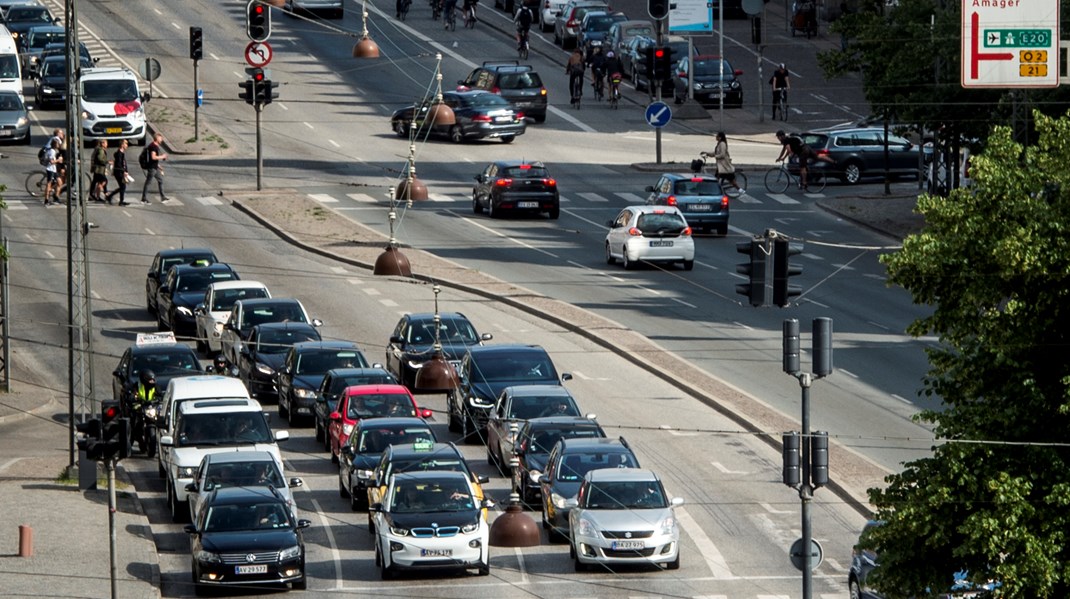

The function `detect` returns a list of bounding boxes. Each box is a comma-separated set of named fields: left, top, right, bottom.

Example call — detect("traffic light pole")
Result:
left=193, top=59, right=199, bottom=142
left=256, top=104, right=263, bottom=191
left=107, top=458, right=118, bottom=599
left=655, top=17, right=664, bottom=164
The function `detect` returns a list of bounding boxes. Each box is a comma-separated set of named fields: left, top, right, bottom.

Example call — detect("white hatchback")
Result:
left=604, top=205, right=695, bottom=271
left=193, top=280, right=270, bottom=355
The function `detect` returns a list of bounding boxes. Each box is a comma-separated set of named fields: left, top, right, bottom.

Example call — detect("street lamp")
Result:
left=372, top=185, right=412, bottom=277
left=353, top=0, right=380, bottom=58
left=428, top=53, right=455, bottom=126
left=414, top=284, right=458, bottom=391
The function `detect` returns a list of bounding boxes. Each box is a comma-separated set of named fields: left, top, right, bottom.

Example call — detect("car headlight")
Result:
left=730, top=81, right=741, bottom=89
left=528, top=470, right=542, bottom=484
left=693, top=83, right=703, bottom=91
left=42, top=86, right=55, bottom=93
left=576, top=518, right=594, bottom=536
left=16, top=116, right=28, bottom=127
left=551, top=492, right=568, bottom=509
left=406, top=359, right=424, bottom=369
left=279, top=544, right=302, bottom=560
left=177, top=466, right=196, bottom=478
left=213, top=321, right=225, bottom=332
left=342, top=423, right=353, bottom=436
left=257, top=364, right=275, bottom=375
left=468, top=396, right=492, bottom=409
left=461, top=521, right=480, bottom=534
left=176, top=306, right=193, bottom=316
left=295, top=388, right=316, bottom=399
left=144, top=406, right=158, bottom=419
left=82, top=109, right=95, bottom=121
left=389, top=526, right=410, bottom=536
left=660, top=516, right=676, bottom=535
left=195, top=549, right=222, bottom=563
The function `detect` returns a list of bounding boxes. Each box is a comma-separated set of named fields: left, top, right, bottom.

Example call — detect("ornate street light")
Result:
left=353, top=0, right=380, bottom=58
left=427, top=53, right=455, bottom=126
left=372, top=186, right=412, bottom=276
left=414, top=285, right=458, bottom=391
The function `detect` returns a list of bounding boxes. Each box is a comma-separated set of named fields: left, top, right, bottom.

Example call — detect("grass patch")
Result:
left=56, top=466, right=131, bottom=490
left=309, top=206, right=328, bottom=221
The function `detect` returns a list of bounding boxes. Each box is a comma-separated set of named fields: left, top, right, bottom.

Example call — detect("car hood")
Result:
left=576, top=507, right=674, bottom=530
left=172, top=291, right=206, bottom=309
left=255, top=353, right=287, bottom=372
left=293, top=374, right=324, bottom=391
left=350, top=452, right=383, bottom=471
left=523, top=454, right=549, bottom=473
left=403, top=343, right=470, bottom=362
left=82, top=96, right=143, bottom=119
left=39, top=74, right=65, bottom=87
left=201, top=529, right=299, bottom=553
left=208, top=310, right=231, bottom=323
left=385, top=510, right=481, bottom=530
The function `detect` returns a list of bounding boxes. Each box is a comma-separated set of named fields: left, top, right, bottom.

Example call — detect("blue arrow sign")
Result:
left=196, top=89, right=203, bottom=107
left=645, top=102, right=672, bottom=128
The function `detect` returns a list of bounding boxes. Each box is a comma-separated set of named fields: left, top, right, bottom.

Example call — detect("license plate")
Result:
left=518, top=201, right=538, bottom=208
left=105, top=127, right=122, bottom=134
left=688, top=204, right=712, bottom=211
left=611, top=540, right=645, bottom=550
left=420, top=548, right=453, bottom=557
left=649, top=240, right=673, bottom=247
left=494, top=116, right=512, bottom=122
left=235, top=564, right=268, bottom=574
left=0, top=130, right=10, bottom=137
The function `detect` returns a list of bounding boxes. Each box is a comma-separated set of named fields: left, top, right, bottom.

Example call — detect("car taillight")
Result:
left=471, top=114, right=492, bottom=122
left=495, top=179, right=513, bottom=187
left=681, top=226, right=692, bottom=236
left=690, top=177, right=704, bottom=182
left=816, top=149, right=830, bottom=157
left=567, top=18, right=577, bottom=27
left=627, top=227, right=643, bottom=236
left=516, top=112, right=525, bottom=120
left=666, top=195, right=677, bottom=206
left=491, top=87, right=501, bottom=94
left=544, top=178, right=556, bottom=186
left=721, top=195, right=729, bottom=208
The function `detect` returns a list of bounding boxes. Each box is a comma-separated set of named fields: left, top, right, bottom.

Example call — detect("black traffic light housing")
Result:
left=648, top=0, right=670, bottom=20
left=772, top=236, right=804, bottom=307
left=246, top=0, right=271, bottom=42
left=782, top=432, right=800, bottom=487
left=100, top=400, right=130, bottom=461
left=76, top=418, right=103, bottom=461
left=750, top=16, right=762, bottom=45
left=736, top=238, right=770, bottom=307
left=239, top=80, right=254, bottom=105
left=652, top=46, right=674, bottom=82
left=189, top=26, right=203, bottom=60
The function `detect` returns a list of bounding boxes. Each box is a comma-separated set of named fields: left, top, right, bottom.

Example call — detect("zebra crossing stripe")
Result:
left=614, top=192, right=646, bottom=204
left=6, top=202, right=28, bottom=211
left=308, top=193, right=338, bottom=203
left=345, top=193, right=379, bottom=204
left=767, top=194, right=800, bottom=205
left=734, top=193, right=761, bottom=204
left=197, top=196, right=223, bottom=206
left=428, top=193, right=454, bottom=202
left=578, top=192, right=608, bottom=202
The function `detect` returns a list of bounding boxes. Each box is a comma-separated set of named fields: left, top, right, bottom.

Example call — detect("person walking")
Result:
left=105, top=139, right=129, bottom=206
left=89, top=139, right=110, bottom=202
left=42, top=137, right=62, bottom=206
left=770, top=63, right=790, bottom=120
left=710, top=131, right=737, bottom=188
left=140, top=133, right=168, bottom=204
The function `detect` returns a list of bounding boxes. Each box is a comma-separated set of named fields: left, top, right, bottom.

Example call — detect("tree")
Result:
left=869, top=111, right=1070, bottom=597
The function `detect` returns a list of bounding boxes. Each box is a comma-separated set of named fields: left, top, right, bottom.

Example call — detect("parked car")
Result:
left=605, top=205, right=696, bottom=270
left=385, top=312, right=492, bottom=391
left=391, top=90, right=526, bottom=144
left=471, top=160, right=560, bottom=219
left=799, top=127, right=923, bottom=184
left=457, top=62, right=548, bottom=123
left=671, top=55, right=744, bottom=108
left=645, top=172, right=730, bottom=235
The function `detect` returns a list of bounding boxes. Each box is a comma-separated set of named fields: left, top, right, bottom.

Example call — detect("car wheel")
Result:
left=339, top=476, right=349, bottom=498
left=849, top=579, right=862, bottom=599
left=682, top=259, right=694, bottom=271
left=291, top=576, right=307, bottom=591
left=666, top=553, right=680, bottom=570
left=844, top=162, right=862, bottom=184
left=331, top=444, right=339, bottom=464
left=314, top=419, right=324, bottom=442
left=449, top=126, right=464, bottom=144
left=461, top=413, right=476, bottom=444
left=574, top=555, right=587, bottom=572
left=169, top=483, right=187, bottom=523
left=278, top=396, right=289, bottom=419
left=158, top=455, right=166, bottom=477
left=533, top=113, right=546, bottom=123
left=374, top=543, right=382, bottom=567
left=548, top=206, right=560, bottom=219
left=541, top=502, right=551, bottom=529
left=368, top=511, right=375, bottom=534
left=447, top=395, right=461, bottom=432
left=622, top=247, right=636, bottom=270
left=477, top=559, right=490, bottom=576
left=605, top=243, right=616, bottom=264
left=393, top=120, right=407, bottom=137
left=488, top=200, right=499, bottom=219
left=472, top=196, right=483, bottom=214
left=501, top=135, right=515, bottom=144
left=287, top=401, right=298, bottom=427
left=350, top=487, right=364, bottom=511
left=380, top=559, right=395, bottom=580
left=717, top=223, right=729, bottom=236
left=553, top=30, right=560, bottom=45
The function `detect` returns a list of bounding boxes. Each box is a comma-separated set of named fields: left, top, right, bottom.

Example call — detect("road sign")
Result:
left=645, top=102, right=672, bottom=128
left=196, top=89, right=203, bottom=108
left=789, top=538, right=823, bottom=572
left=138, top=57, right=161, bottom=82
left=961, top=0, right=1059, bottom=88
left=670, top=0, right=713, bottom=33
left=245, top=41, right=273, bottom=68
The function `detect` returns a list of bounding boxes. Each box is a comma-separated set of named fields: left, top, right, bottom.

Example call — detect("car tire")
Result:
left=717, top=223, right=729, bottom=236
left=501, top=135, right=515, bottom=144
left=472, top=196, right=483, bottom=214
left=287, top=401, right=299, bottom=427
left=158, top=455, right=166, bottom=478
left=331, top=445, right=339, bottom=464
left=541, top=503, right=551, bottom=529
left=169, top=483, right=187, bottom=523
left=666, top=553, right=680, bottom=570
left=195, top=329, right=205, bottom=354
left=278, top=397, right=289, bottom=420
left=314, top=419, right=324, bottom=443
left=533, top=113, right=546, bottom=123
left=554, top=30, right=561, bottom=45
left=447, top=396, right=461, bottom=432
left=339, top=477, right=349, bottom=498
left=622, top=247, right=636, bottom=270
left=682, top=259, right=694, bottom=271
left=350, top=487, right=365, bottom=511
left=449, top=126, right=464, bottom=144
left=605, top=243, right=616, bottom=264
left=461, top=414, right=477, bottom=444
left=380, top=559, right=395, bottom=580
left=488, top=200, right=499, bottom=219
left=844, top=162, right=862, bottom=184
left=393, top=120, right=407, bottom=138
left=292, top=576, right=307, bottom=591
left=477, top=560, right=490, bottom=576
left=574, top=556, right=587, bottom=572
left=548, top=206, right=560, bottom=219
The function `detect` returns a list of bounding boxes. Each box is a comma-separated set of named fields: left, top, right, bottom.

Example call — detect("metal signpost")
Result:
left=961, top=0, right=1059, bottom=88
left=645, top=101, right=672, bottom=163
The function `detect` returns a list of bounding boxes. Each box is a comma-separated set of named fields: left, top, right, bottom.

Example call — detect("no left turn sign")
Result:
left=245, top=41, right=273, bottom=68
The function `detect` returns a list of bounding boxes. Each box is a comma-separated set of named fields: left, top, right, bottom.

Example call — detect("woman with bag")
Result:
left=711, top=131, right=737, bottom=188
left=105, top=140, right=131, bottom=206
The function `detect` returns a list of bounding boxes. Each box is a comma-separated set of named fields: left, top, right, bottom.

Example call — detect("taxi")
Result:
left=111, top=332, right=202, bottom=408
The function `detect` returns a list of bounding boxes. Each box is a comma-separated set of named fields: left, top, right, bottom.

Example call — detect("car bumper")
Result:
left=492, top=193, right=559, bottom=214
left=0, top=122, right=30, bottom=142
left=385, top=532, right=487, bottom=570
left=171, top=311, right=197, bottom=335
left=680, top=211, right=729, bottom=227
left=82, top=121, right=146, bottom=144
left=509, top=99, right=547, bottom=118
left=173, top=476, right=194, bottom=502
left=247, top=373, right=278, bottom=398
left=541, top=10, right=558, bottom=25
left=464, top=121, right=525, bottom=140
left=194, top=556, right=304, bottom=586
left=693, top=90, right=743, bottom=106
left=573, top=532, right=679, bottom=565
left=291, top=395, right=317, bottom=415
left=623, top=237, right=696, bottom=262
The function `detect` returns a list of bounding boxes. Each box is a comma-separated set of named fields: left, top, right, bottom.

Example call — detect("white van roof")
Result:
left=167, top=375, right=250, bottom=401
left=0, top=25, right=18, bottom=54
left=179, top=397, right=263, bottom=415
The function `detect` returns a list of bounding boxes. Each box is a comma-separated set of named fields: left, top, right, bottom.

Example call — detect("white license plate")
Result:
left=612, top=540, right=645, bottom=550
left=0, top=130, right=10, bottom=137
left=420, top=548, right=453, bottom=557
left=649, top=240, right=673, bottom=247
left=518, top=201, right=538, bottom=208
left=688, top=204, right=712, bottom=211
left=105, top=127, right=123, bottom=134
left=235, top=564, right=268, bottom=574
left=494, top=116, right=512, bottom=122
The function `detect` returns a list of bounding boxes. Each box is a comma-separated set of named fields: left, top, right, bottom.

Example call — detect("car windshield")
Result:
left=7, top=7, right=50, bottom=22
left=624, top=25, right=653, bottom=37
left=585, top=480, right=668, bottom=509
left=510, top=395, right=580, bottom=419
left=462, top=93, right=510, bottom=108
left=160, top=254, right=214, bottom=274
left=204, top=501, right=292, bottom=532
left=587, top=16, right=617, bottom=31
left=243, top=304, right=308, bottom=330
left=692, top=59, right=731, bottom=76
left=295, top=349, right=367, bottom=375
left=0, top=92, right=23, bottom=111
left=257, top=328, right=320, bottom=354
left=0, top=56, right=18, bottom=79
left=405, top=317, right=478, bottom=346
left=473, top=354, right=556, bottom=382
left=41, top=59, right=67, bottom=77
left=501, top=165, right=550, bottom=179
left=175, top=270, right=236, bottom=292
left=82, top=79, right=139, bottom=103
left=635, top=213, right=687, bottom=234
left=131, top=350, right=200, bottom=377
left=212, top=287, right=269, bottom=311
left=204, top=460, right=284, bottom=491
left=347, top=392, right=414, bottom=419
left=672, top=179, right=722, bottom=196
left=390, top=456, right=467, bottom=478
left=29, top=31, right=63, bottom=49
left=357, top=427, right=434, bottom=453
left=498, top=72, right=542, bottom=89
left=390, top=481, right=475, bottom=513
left=178, top=412, right=274, bottom=446
left=557, top=451, right=638, bottom=481
left=528, top=427, right=602, bottom=454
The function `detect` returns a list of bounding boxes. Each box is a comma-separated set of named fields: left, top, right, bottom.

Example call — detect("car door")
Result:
left=112, top=348, right=132, bottom=401
left=239, top=326, right=259, bottom=381
left=473, top=164, right=497, bottom=207
left=851, top=130, right=884, bottom=173
left=605, top=208, right=631, bottom=255
left=645, top=176, right=669, bottom=204
left=885, top=133, right=918, bottom=173
left=487, top=392, right=509, bottom=457
left=194, top=286, right=213, bottom=341
left=220, top=303, right=243, bottom=364
left=158, top=269, right=179, bottom=326
left=385, top=316, right=409, bottom=379
left=673, top=56, right=689, bottom=97
left=277, top=348, right=297, bottom=411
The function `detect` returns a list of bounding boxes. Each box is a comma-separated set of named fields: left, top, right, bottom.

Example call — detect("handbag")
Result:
left=125, top=173, right=135, bottom=183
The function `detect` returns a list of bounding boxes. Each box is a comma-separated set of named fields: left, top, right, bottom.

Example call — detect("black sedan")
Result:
left=34, top=54, right=92, bottom=108
left=237, top=322, right=322, bottom=401
left=337, top=416, right=436, bottom=510
left=276, top=341, right=369, bottom=427
left=156, top=262, right=239, bottom=335
left=511, top=416, right=605, bottom=503
left=3, top=4, right=56, bottom=43
left=185, top=486, right=310, bottom=594
left=146, top=248, right=218, bottom=316
left=671, top=55, right=744, bottom=108
left=391, top=90, right=525, bottom=144
left=111, top=334, right=202, bottom=410
left=471, top=160, right=560, bottom=219
left=385, top=312, right=492, bottom=392
left=313, top=367, right=398, bottom=451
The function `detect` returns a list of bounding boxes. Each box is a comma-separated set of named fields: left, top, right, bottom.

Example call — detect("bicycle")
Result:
left=696, top=154, right=748, bottom=198
left=517, top=29, right=529, bottom=60
left=25, top=170, right=91, bottom=201
left=568, top=71, right=583, bottom=109
left=444, top=4, right=456, bottom=29
left=591, top=69, right=604, bottom=101
left=430, top=0, right=442, bottom=20
left=772, top=89, right=788, bottom=121
left=763, top=159, right=826, bottom=194
left=463, top=2, right=476, bottom=27
left=607, top=71, right=621, bottom=109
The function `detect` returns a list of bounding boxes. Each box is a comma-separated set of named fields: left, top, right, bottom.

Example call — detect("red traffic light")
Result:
left=654, top=48, right=666, bottom=58
left=251, top=68, right=265, bottom=82
left=253, top=4, right=264, bottom=14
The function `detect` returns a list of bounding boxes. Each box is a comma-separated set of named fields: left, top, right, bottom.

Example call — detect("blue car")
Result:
left=645, top=172, right=730, bottom=236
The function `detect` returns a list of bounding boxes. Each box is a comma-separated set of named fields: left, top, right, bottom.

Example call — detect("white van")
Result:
left=79, top=67, right=148, bottom=146
left=0, top=25, right=23, bottom=98
left=156, top=375, right=251, bottom=475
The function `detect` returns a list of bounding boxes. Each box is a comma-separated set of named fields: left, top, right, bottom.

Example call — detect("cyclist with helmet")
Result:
left=514, top=4, right=534, bottom=51
left=604, top=51, right=624, bottom=92
left=775, top=129, right=832, bottom=192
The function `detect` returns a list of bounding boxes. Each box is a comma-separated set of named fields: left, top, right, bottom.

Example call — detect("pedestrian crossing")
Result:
left=304, top=189, right=812, bottom=208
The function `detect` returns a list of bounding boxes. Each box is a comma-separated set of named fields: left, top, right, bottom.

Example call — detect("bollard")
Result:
left=18, top=524, right=32, bottom=557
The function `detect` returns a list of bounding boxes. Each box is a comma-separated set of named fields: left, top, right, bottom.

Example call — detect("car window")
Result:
left=130, top=350, right=200, bottom=376
left=502, top=166, right=549, bottom=179
left=391, top=480, right=474, bottom=513
left=672, top=179, right=721, bottom=195
left=212, top=287, right=269, bottom=311
left=510, top=395, right=580, bottom=419
left=556, top=451, right=638, bottom=481
left=245, top=304, right=308, bottom=328
left=614, top=209, right=631, bottom=227
left=356, top=426, right=434, bottom=452
left=0, top=93, right=21, bottom=110
left=585, top=480, right=667, bottom=509
left=42, top=59, right=65, bottom=77
left=82, top=79, right=139, bottom=103
left=473, top=354, right=555, bottom=382
left=205, top=460, right=284, bottom=490
left=176, top=270, right=236, bottom=292
left=498, top=72, right=541, bottom=89
left=693, top=59, right=730, bottom=75
left=529, top=427, right=602, bottom=453
left=464, top=93, right=510, bottom=108
left=347, top=392, right=413, bottom=419
left=178, top=412, right=273, bottom=446
left=636, top=213, right=687, bottom=233
left=625, top=25, right=653, bottom=37
left=257, top=328, right=320, bottom=353
left=205, top=502, right=291, bottom=532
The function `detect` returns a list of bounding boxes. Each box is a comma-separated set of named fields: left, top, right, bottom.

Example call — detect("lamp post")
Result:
left=353, top=0, right=380, bottom=58
left=414, top=284, right=457, bottom=391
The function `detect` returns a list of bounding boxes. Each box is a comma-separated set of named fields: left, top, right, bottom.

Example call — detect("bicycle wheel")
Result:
left=807, top=171, right=827, bottom=193
left=764, top=167, right=791, bottom=194
left=518, top=43, right=528, bottom=60
left=724, top=171, right=748, bottom=197
left=25, top=171, right=45, bottom=197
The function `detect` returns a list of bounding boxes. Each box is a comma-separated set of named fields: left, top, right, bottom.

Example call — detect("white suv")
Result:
left=79, top=67, right=148, bottom=146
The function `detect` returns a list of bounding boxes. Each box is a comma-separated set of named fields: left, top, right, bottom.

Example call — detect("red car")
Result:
left=328, top=384, right=432, bottom=462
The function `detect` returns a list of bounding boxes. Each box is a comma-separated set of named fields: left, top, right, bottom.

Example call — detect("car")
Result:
left=569, top=468, right=682, bottom=571
left=79, top=67, right=149, bottom=146
left=111, top=332, right=202, bottom=408
left=645, top=172, right=730, bottom=236
left=671, top=55, right=744, bottom=108
left=0, top=89, right=28, bottom=144
left=145, top=248, right=218, bottom=316
left=2, top=3, right=54, bottom=42
left=538, top=436, right=640, bottom=540
left=624, top=36, right=693, bottom=94
left=457, top=61, right=548, bottom=123
left=184, top=450, right=303, bottom=523
left=799, top=127, right=924, bottom=184
left=485, top=385, right=585, bottom=473
left=287, top=0, right=343, bottom=19
left=275, top=341, right=370, bottom=426
left=219, top=298, right=320, bottom=367
left=391, top=90, right=526, bottom=144
left=447, top=344, right=572, bottom=443
left=193, top=280, right=270, bottom=355
left=33, top=53, right=92, bottom=108
left=313, top=367, right=398, bottom=449
left=605, top=19, right=654, bottom=56
left=338, top=417, right=436, bottom=511
left=554, top=0, right=608, bottom=49
left=370, top=471, right=491, bottom=579
left=471, top=160, right=561, bottom=219
left=17, top=23, right=60, bottom=75
left=160, top=397, right=290, bottom=522
left=155, top=375, right=253, bottom=477
left=156, top=262, right=240, bottom=335
left=511, top=416, right=606, bottom=503
left=605, top=205, right=697, bottom=270
left=577, top=11, right=628, bottom=57
left=32, top=40, right=93, bottom=78
left=385, top=312, right=492, bottom=392
left=236, top=322, right=322, bottom=401
left=326, top=384, right=433, bottom=464
left=185, top=486, right=310, bottom=594
left=539, top=0, right=567, bottom=32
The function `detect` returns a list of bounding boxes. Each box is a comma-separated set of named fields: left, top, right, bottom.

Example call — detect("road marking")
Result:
left=363, top=288, right=381, bottom=296
left=330, top=266, right=347, bottom=274
left=712, top=461, right=749, bottom=474
left=571, top=371, right=609, bottom=381
left=768, top=194, right=800, bottom=205
left=838, top=369, right=859, bottom=379
left=760, top=502, right=793, bottom=514
left=675, top=507, right=732, bottom=578
left=455, top=213, right=559, bottom=258
left=671, top=297, right=696, bottom=309
left=309, top=193, right=338, bottom=203
left=429, top=193, right=454, bottom=202
left=892, top=394, right=911, bottom=404
left=735, top=193, right=761, bottom=204
left=347, top=278, right=364, bottom=285
left=578, top=192, right=608, bottom=202
left=303, top=122, right=314, bottom=130
left=824, top=557, right=845, bottom=572
left=379, top=298, right=398, bottom=307
left=513, top=548, right=528, bottom=584
left=145, top=228, right=155, bottom=235
left=6, top=201, right=27, bottom=210
left=309, top=496, right=345, bottom=590
left=43, top=250, right=54, bottom=259
left=614, top=192, right=646, bottom=203
left=328, top=139, right=340, bottom=148
left=197, top=196, right=222, bottom=205
left=208, top=52, right=219, bottom=61
left=0, top=458, right=23, bottom=473
left=170, top=21, right=180, bottom=29
left=346, top=193, right=378, bottom=204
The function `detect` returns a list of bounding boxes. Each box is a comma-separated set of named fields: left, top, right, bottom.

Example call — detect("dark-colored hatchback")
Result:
left=391, top=90, right=525, bottom=144
left=276, top=341, right=369, bottom=426
left=458, top=61, right=548, bottom=123
left=146, top=248, right=218, bottom=316
left=472, top=160, right=561, bottom=219
left=671, top=55, right=743, bottom=108
left=799, top=127, right=923, bottom=184
left=645, top=173, right=730, bottom=235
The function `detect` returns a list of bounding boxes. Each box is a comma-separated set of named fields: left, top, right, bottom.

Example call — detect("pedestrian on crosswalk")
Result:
left=105, top=140, right=130, bottom=206
left=140, top=133, right=169, bottom=204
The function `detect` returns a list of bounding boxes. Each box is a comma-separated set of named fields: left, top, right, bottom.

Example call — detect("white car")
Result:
left=156, top=375, right=252, bottom=477
left=193, top=280, right=270, bottom=355
left=185, top=450, right=302, bottom=522
left=604, top=205, right=695, bottom=271
left=540, top=0, right=567, bottom=31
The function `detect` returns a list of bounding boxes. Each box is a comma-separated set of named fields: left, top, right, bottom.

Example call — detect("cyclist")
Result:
left=462, top=0, right=477, bottom=25
left=514, top=4, right=533, bottom=51
left=775, top=129, right=831, bottom=191
left=603, top=50, right=624, bottom=100
left=566, top=47, right=585, bottom=106
left=769, top=63, right=790, bottom=120
left=443, top=0, right=458, bottom=28
left=587, top=45, right=606, bottom=100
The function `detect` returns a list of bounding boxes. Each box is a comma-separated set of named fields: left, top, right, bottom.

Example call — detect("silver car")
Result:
left=184, top=450, right=303, bottom=523
left=0, top=91, right=30, bottom=145
left=568, top=468, right=682, bottom=571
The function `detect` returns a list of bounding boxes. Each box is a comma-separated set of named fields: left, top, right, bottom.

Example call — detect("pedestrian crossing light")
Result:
left=652, top=46, right=674, bottom=81
left=773, top=236, right=804, bottom=307
left=246, top=0, right=271, bottom=42
left=736, top=238, right=770, bottom=307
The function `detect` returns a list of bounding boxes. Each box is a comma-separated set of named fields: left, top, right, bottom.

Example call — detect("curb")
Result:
left=0, top=387, right=61, bottom=426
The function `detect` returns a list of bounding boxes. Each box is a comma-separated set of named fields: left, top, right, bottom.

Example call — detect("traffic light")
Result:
left=189, top=26, right=203, bottom=60
left=76, top=418, right=103, bottom=461
left=239, top=79, right=254, bottom=105
left=750, top=16, right=762, bottom=45
left=266, top=80, right=279, bottom=105
left=641, top=46, right=655, bottom=82
left=246, top=0, right=271, bottom=42
left=811, top=431, right=829, bottom=488
left=652, top=47, right=674, bottom=82
left=782, top=432, right=800, bottom=487
left=648, top=0, right=670, bottom=20
left=736, top=238, right=770, bottom=307
left=772, top=236, right=804, bottom=307
left=100, top=400, right=130, bottom=461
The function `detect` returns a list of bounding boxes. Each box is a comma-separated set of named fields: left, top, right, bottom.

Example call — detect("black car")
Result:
left=313, top=367, right=398, bottom=448
left=337, top=416, right=437, bottom=510
left=220, top=298, right=318, bottom=368
left=237, top=322, right=322, bottom=401
left=276, top=341, right=369, bottom=427
left=17, top=23, right=62, bottom=76
left=31, top=40, right=94, bottom=78
left=385, top=312, right=492, bottom=392
left=391, top=90, right=526, bottom=144
left=578, top=12, right=628, bottom=57
left=799, top=127, right=924, bottom=184
left=185, top=486, right=310, bottom=594
left=671, top=55, right=744, bottom=108
left=2, top=4, right=55, bottom=41
left=33, top=54, right=92, bottom=108
left=471, top=160, right=561, bottom=219
left=538, top=436, right=639, bottom=539
left=157, top=263, right=239, bottom=335
left=447, top=344, right=572, bottom=443
left=111, top=336, right=202, bottom=408
left=457, top=61, right=548, bottom=123
left=146, top=248, right=218, bottom=316
left=511, top=416, right=605, bottom=503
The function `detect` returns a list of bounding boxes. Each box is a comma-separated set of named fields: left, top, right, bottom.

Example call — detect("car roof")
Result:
left=354, top=416, right=431, bottom=430
left=325, top=367, right=392, bottom=377
left=179, top=397, right=262, bottom=414
left=157, top=248, right=215, bottom=259
left=291, top=340, right=361, bottom=351
left=169, top=262, right=234, bottom=276
left=207, top=280, right=266, bottom=291
left=585, top=467, right=658, bottom=483
left=253, top=321, right=318, bottom=333
left=204, top=450, right=277, bottom=465
left=480, top=61, right=533, bottom=73
left=467, top=343, right=549, bottom=357
left=488, top=160, right=548, bottom=169
left=558, top=437, right=630, bottom=453
left=504, top=385, right=572, bottom=397
left=527, top=416, right=601, bottom=428
left=237, top=297, right=302, bottom=308
left=387, top=441, right=462, bottom=459
left=25, top=24, right=62, bottom=33
left=392, top=470, right=469, bottom=484
left=401, top=311, right=470, bottom=321
left=660, top=172, right=717, bottom=182
left=207, top=485, right=285, bottom=504
left=343, top=383, right=411, bottom=396
left=620, top=205, right=686, bottom=216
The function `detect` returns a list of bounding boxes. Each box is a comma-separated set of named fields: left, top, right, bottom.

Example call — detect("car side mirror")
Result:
left=482, top=498, right=496, bottom=509
left=290, top=477, right=304, bottom=488
left=370, top=502, right=384, bottom=512
left=538, top=475, right=549, bottom=485
left=561, top=373, right=573, bottom=382
left=183, top=524, right=198, bottom=535
left=480, top=332, right=494, bottom=341
left=194, top=303, right=205, bottom=314
left=329, top=411, right=342, bottom=421
left=564, top=497, right=578, bottom=509
left=141, top=92, right=151, bottom=103
left=645, top=185, right=655, bottom=192
left=340, top=446, right=353, bottom=456
left=185, top=482, right=199, bottom=493
left=671, top=497, right=684, bottom=506
left=419, top=408, right=434, bottom=419
left=160, top=435, right=174, bottom=447
left=476, top=475, right=489, bottom=484
left=389, top=335, right=404, bottom=346
left=311, top=318, right=324, bottom=327
left=112, top=369, right=122, bottom=378
left=605, top=220, right=615, bottom=227
left=274, top=430, right=290, bottom=442
left=158, top=285, right=169, bottom=294
left=297, top=519, right=312, bottom=529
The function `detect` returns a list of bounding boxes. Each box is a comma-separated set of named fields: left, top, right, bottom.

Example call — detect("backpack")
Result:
left=38, top=145, right=48, bottom=166
left=138, top=146, right=151, bottom=170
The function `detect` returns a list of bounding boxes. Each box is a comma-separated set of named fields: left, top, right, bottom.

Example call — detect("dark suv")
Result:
left=799, top=127, right=923, bottom=184
left=458, top=61, right=548, bottom=123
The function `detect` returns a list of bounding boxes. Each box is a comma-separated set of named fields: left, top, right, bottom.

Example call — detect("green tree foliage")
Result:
left=870, top=112, right=1070, bottom=597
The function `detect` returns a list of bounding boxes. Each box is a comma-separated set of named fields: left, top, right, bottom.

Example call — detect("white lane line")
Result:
left=513, top=548, right=528, bottom=584
left=578, top=192, right=608, bottom=202
left=309, top=193, right=338, bottom=203
left=23, top=233, right=34, bottom=241
left=303, top=122, right=314, bottom=130
left=363, top=288, right=381, bottom=296
left=891, top=394, right=911, bottom=404
left=455, top=213, right=558, bottom=258
left=277, top=103, right=289, bottom=111
left=866, top=320, right=890, bottom=330
left=760, top=502, right=793, bottom=514
left=769, top=194, right=800, bottom=205
left=671, top=297, right=696, bottom=309
left=346, top=193, right=378, bottom=204
left=6, top=201, right=27, bottom=210
left=145, top=228, right=156, bottom=235
left=347, top=278, right=364, bottom=285
left=328, top=139, right=340, bottom=148
left=208, top=52, right=220, bottom=61
left=330, top=266, right=347, bottom=274
left=711, top=462, right=749, bottom=475
left=197, top=196, right=223, bottom=205
left=0, top=458, right=23, bottom=473
left=675, top=507, right=732, bottom=578
left=428, top=193, right=455, bottom=202
left=379, top=298, right=398, bottom=307
left=735, top=193, right=761, bottom=204
left=308, top=496, right=345, bottom=590
left=838, top=369, right=859, bottom=379
left=90, top=290, right=101, bottom=299
left=43, top=250, right=54, bottom=259
left=170, top=22, right=180, bottom=29
left=614, top=192, right=646, bottom=203
left=122, top=209, right=132, bottom=217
